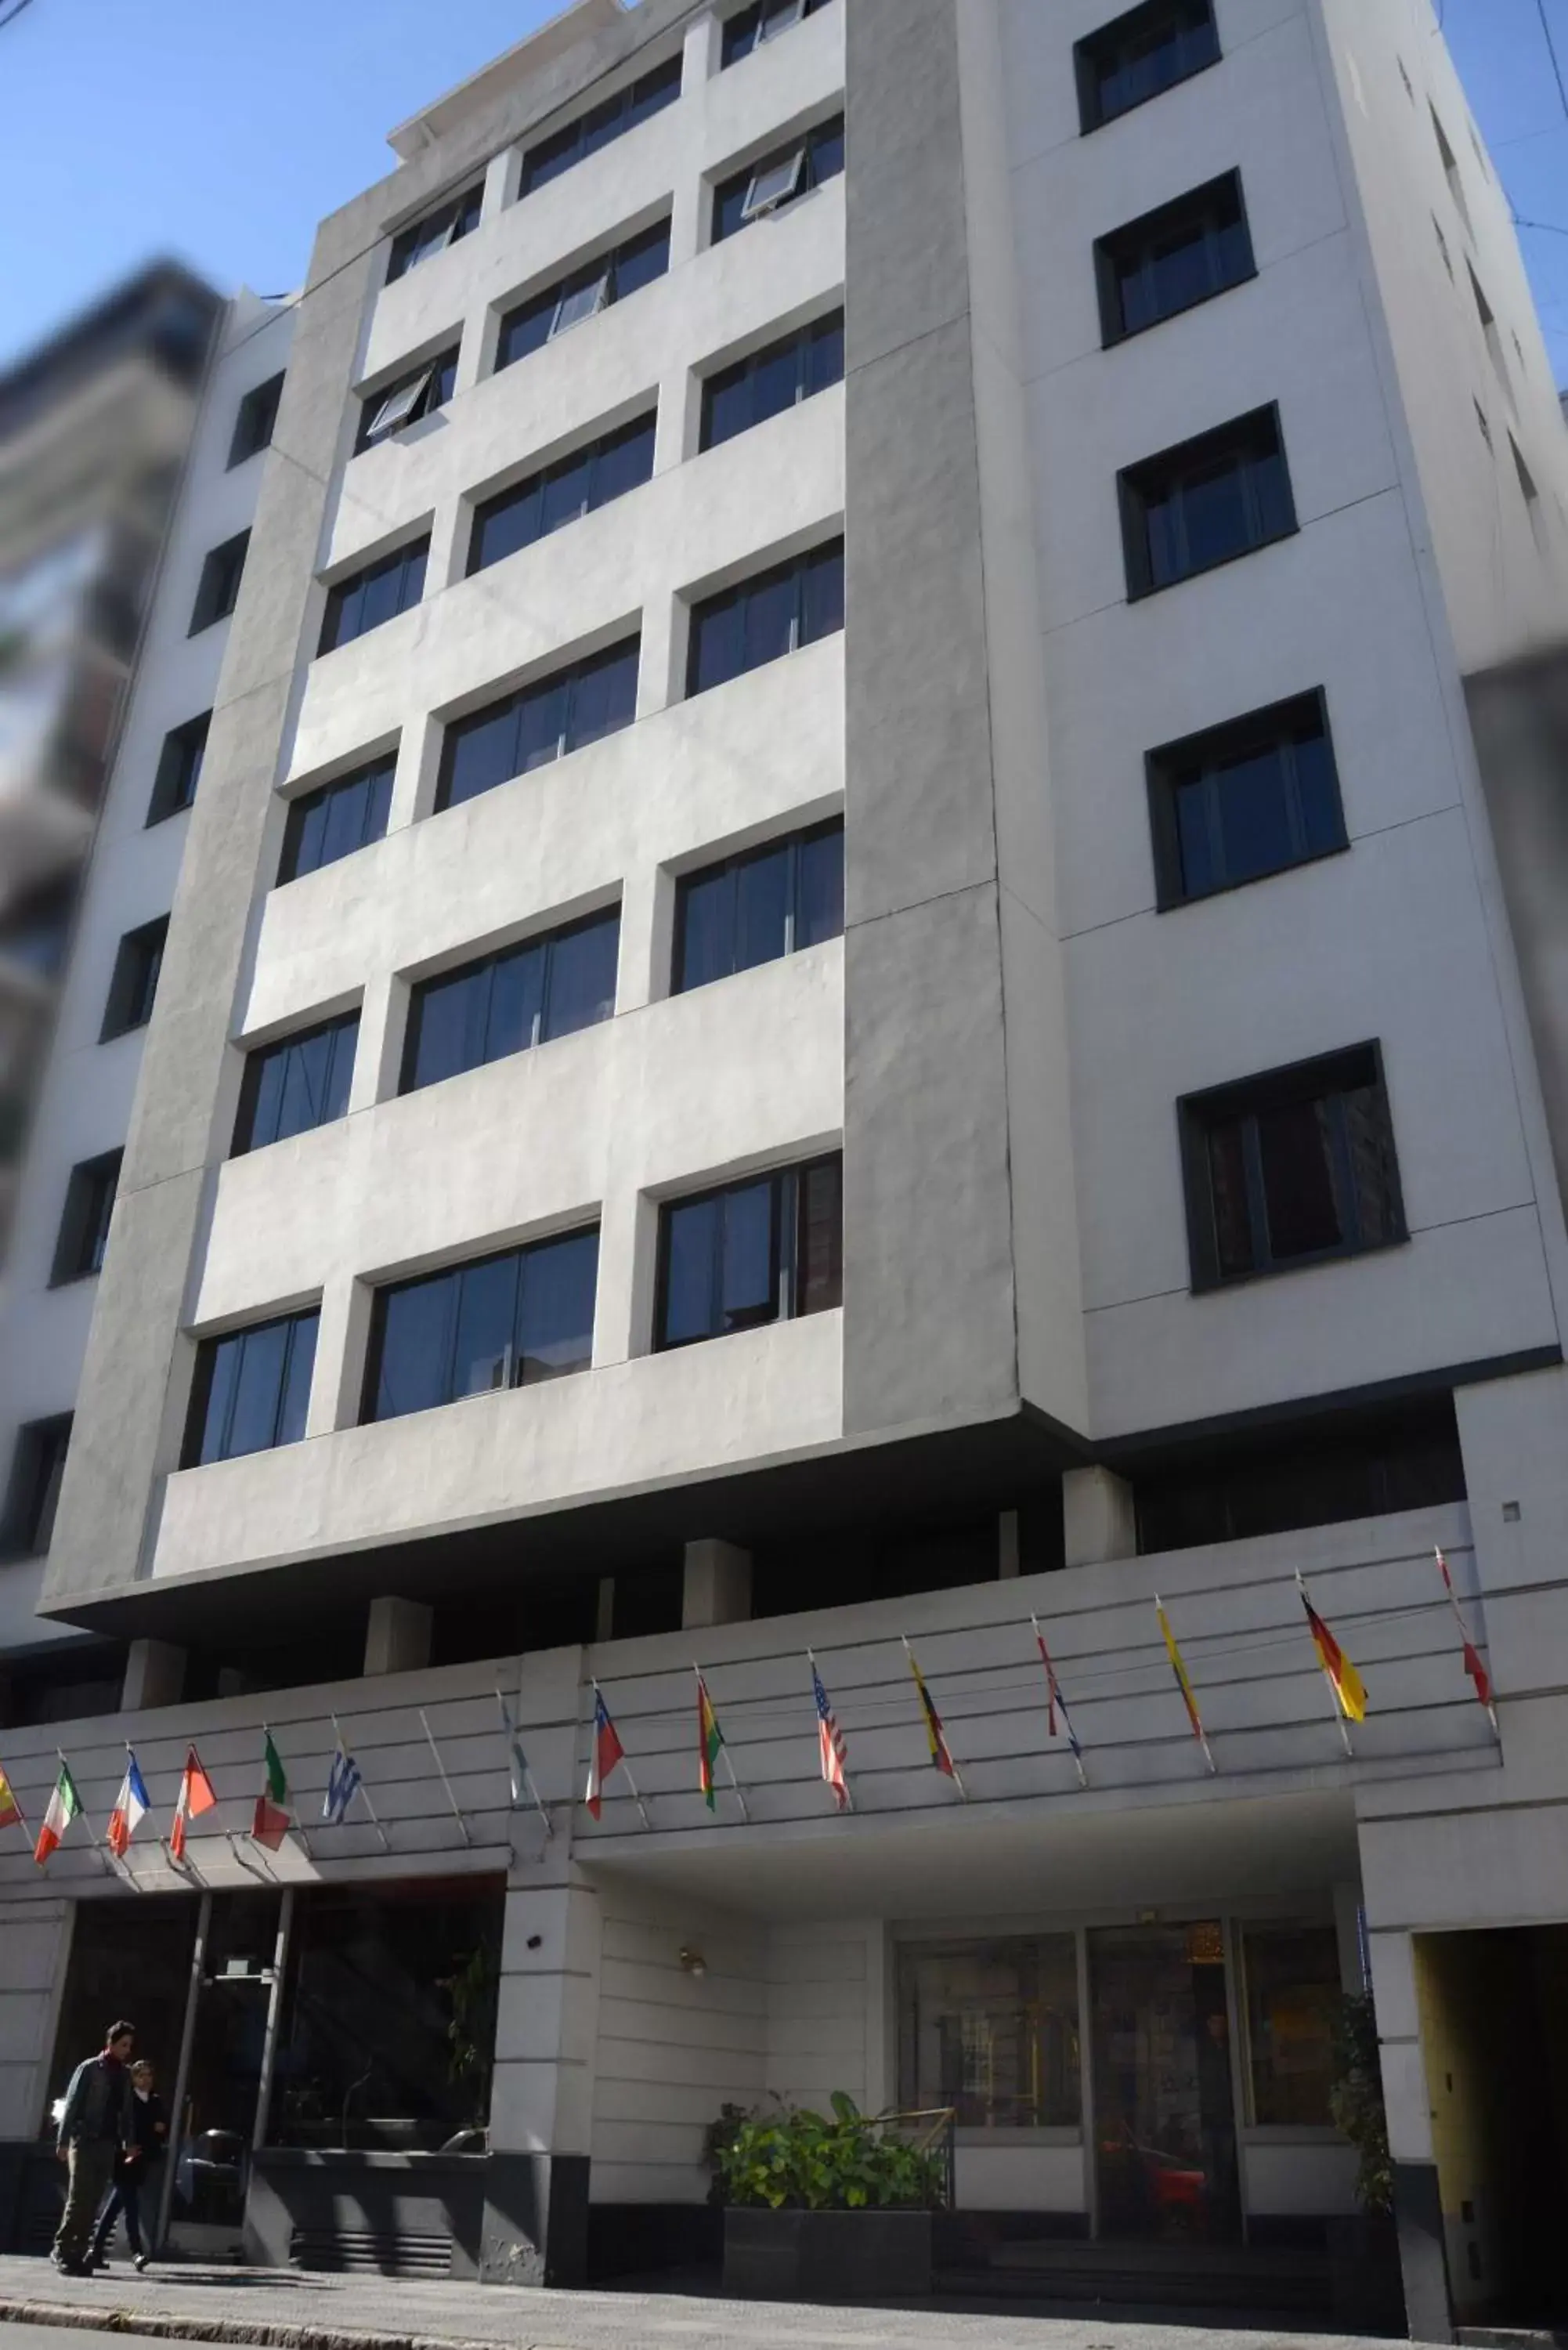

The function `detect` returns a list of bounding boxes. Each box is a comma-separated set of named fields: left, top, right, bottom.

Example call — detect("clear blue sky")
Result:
left=5, top=0, right=1568, bottom=377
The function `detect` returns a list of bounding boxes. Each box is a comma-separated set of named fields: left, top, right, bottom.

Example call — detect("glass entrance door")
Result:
left=1089, top=1921, right=1241, bottom=2243
left=164, top=1892, right=281, bottom=2258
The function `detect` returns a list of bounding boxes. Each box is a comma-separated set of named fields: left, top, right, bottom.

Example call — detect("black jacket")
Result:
left=56, top=2055, right=132, bottom=2152
left=114, top=2088, right=168, bottom=2180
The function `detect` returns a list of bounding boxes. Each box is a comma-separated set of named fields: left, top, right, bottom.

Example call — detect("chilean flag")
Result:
left=169, top=1747, right=218, bottom=1861
left=107, top=1752, right=150, bottom=1858
left=584, top=1686, right=626, bottom=1820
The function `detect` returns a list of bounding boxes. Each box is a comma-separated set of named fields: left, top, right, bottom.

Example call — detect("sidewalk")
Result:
left=0, top=2255, right=1418, bottom=2350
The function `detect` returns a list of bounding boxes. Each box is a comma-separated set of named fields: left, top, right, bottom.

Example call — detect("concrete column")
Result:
left=682, top=1538, right=752, bottom=1629
left=121, top=1637, right=186, bottom=1712
left=485, top=1872, right=602, bottom=2285
left=1062, top=1466, right=1137, bottom=1570
left=363, top=1596, right=432, bottom=1676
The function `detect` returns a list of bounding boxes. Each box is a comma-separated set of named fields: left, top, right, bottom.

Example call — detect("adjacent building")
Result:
left=2, top=0, right=1566, bottom=2333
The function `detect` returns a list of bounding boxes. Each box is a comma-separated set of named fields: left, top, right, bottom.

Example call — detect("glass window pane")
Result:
left=1090, top=1921, right=1238, bottom=2243
left=485, top=942, right=546, bottom=1061
left=1251, top=446, right=1295, bottom=541
left=797, top=1159, right=843, bottom=1314
left=1212, top=743, right=1293, bottom=886
left=803, top=542, right=845, bottom=643
left=1173, top=772, right=1216, bottom=898
left=714, top=176, right=750, bottom=243
left=523, top=125, right=580, bottom=195
left=808, top=314, right=846, bottom=395
left=373, top=1275, right=456, bottom=1419
left=363, top=763, right=394, bottom=848
left=1175, top=458, right=1251, bottom=573
left=318, top=777, right=366, bottom=868
left=746, top=154, right=805, bottom=216
left=1205, top=1115, right=1255, bottom=1279
left=676, top=866, right=735, bottom=992
left=228, top=1320, right=290, bottom=1459
left=247, top=1052, right=287, bottom=1152
left=197, top=1334, right=242, bottom=1466
left=1293, top=729, right=1342, bottom=857
left=567, top=642, right=638, bottom=750
left=444, top=700, right=520, bottom=808
left=898, top=1937, right=1082, bottom=2131
left=1244, top=1924, right=1341, bottom=2127
left=1147, top=223, right=1216, bottom=321
left=543, top=913, right=619, bottom=1040
left=1340, top=1082, right=1402, bottom=1247
left=474, top=480, right=543, bottom=572
left=500, top=295, right=555, bottom=369
left=452, top=1254, right=521, bottom=1398
left=796, top=826, right=844, bottom=948
left=357, top=558, right=403, bottom=636
left=407, top=967, right=484, bottom=1090
left=662, top=1196, right=717, bottom=1344
left=742, top=569, right=798, bottom=671
left=323, top=1018, right=356, bottom=1120
left=592, top=416, right=656, bottom=507
left=719, top=1180, right=776, bottom=1330
left=541, top=452, right=592, bottom=537
left=580, top=92, right=623, bottom=159
left=1257, top=1096, right=1343, bottom=1260
left=752, top=338, right=800, bottom=427
left=273, top=1031, right=329, bottom=1142
left=277, top=1314, right=317, bottom=1446
left=734, top=844, right=790, bottom=972
left=723, top=5, right=760, bottom=66
left=811, top=117, right=845, bottom=183
left=518, top=1231, right=598, bottom=1382
left=287, top=794, right=327, bottom=880
left=691, top=596, right=744, bottom=694
left=612, top=224, right=670, bottom=299
left=705, top=363, right=753, bottom=450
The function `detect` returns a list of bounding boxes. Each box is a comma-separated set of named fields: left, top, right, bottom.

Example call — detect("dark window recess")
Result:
left=146, top=710, right=209, bottom=825
left=403, top=906, right=620, bottom=1094
left=101, top=914, right=169, bottom=1039
left=688, top=540, right=843, bottom=697
left=0, top=1413, right=72, bottom=1558
left=674, top=819, right=843, bottom=992
left=520, top=54, right=682, bottom=195
left=0, top=1640, right=126, bottom=1730
left=496, top=220, right=671, bottom=372
left=701, top=310, right=844, bottom=450
left=319, top=538, right=429, bottom=655
left=1179, top=1042, right=1407, bottom=1290
left=190, top=530, right=250, bottom=632
left=656, top=1154, right=841, bottom=1350
left=431, top=1571, right=601, bottom=1665
left=1147, top=691, right=1346, bottom=907
left=1076, top=0, right=1220, bottom=133
left=182, top=1616, right=367, bottom=1703
left=50, top=1149, right=123, bottom=1285
left=713, top=115, right=844, bottom=243
left=1119, top=405, right=1295, bottom=598
left=722, top=0, right=833, bottom=66
left=355, top=346, right=460, bottom=454
left=184, top=1308, right=320, bottom=1467
left=1097, top=171, right=1253, bottom=345
left=386, top=186, right=483, bottom=284
left=228, top=371, right=284, bottom=467
left=233, top=1011, right=359, bottom=1155
left=438, top=638, right=639, bottom=812
left=279, top=756, right=395, bottom=885
left=1134, top=1397, right=1465, bottom=1553
left=750, top=1510, right=1046, bottom=1620
left=468, top=413, right=655, bottom=577
left=364, top=1227, right=599, bottom=1423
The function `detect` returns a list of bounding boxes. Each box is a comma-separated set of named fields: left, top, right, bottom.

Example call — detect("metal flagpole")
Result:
left=495, top=1683, right=552, bottom=1836
left=420, top=1708, right=471, bottom=1847
left=1296, top=1573, right=1355, bottom=1759
left=331, top=1712, right=389, bottom=1851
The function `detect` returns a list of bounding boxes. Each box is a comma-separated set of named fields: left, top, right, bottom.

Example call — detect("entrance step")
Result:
left=936, top=2237, right=1332, bottom=2315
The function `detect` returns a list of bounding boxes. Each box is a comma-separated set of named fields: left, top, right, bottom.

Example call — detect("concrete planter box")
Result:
left=722, top=2206, right=934, bottom=2301
left=1327, top=2213, right=1406, bottom=2337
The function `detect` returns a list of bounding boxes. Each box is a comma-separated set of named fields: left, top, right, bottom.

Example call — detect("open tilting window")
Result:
left=713, top=118, right=844, bottom=243
left=356, top=347, right=459, bottom=453
left=743, top=147, right=806, bottom=222
left=551, top=273, right=610, bottom=339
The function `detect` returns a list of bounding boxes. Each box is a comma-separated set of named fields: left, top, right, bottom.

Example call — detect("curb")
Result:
left=0, top=2299, right=503, bottom=2350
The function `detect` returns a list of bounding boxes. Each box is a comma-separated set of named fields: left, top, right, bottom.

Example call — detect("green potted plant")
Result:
left=710, top=2093, right=948, bottom=2301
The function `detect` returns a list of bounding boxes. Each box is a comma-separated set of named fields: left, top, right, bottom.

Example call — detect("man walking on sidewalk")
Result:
left=52, top=2022, right=135, bottom=2276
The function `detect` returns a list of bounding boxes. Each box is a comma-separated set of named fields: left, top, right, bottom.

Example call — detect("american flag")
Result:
left=810, top=1656, right=850, bottom=1811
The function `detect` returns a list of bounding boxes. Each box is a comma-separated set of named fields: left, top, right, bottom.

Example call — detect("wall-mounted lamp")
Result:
left=678, top=1945, right=707, bottom=1979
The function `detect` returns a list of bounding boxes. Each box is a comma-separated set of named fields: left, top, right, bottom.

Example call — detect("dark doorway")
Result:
left=1089, top=1921, right=1241, bottom=2243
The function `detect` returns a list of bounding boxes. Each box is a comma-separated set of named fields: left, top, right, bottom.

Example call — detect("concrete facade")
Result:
left=4, top=0, right=1568, bottom=2330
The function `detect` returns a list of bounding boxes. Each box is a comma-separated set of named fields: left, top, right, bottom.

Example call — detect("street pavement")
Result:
left=0, top=2255, right=1430, bottom=2350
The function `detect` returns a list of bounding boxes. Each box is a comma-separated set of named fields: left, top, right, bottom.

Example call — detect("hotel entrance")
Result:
left=1089, top=1920, right=1240, bottom=2243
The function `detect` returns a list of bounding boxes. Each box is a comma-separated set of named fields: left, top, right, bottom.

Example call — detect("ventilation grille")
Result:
left=289, top=2225, right=453, bottom=2279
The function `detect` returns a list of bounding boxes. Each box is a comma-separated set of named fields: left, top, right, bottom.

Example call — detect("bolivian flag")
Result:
left=696, top=1675, right=724, bottom=1811
left=0, top=1762, right=22, bottom=1835
left=1300, top=1586, right=1368, bottom=1723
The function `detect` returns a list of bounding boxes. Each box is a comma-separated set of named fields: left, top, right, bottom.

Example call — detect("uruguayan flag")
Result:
left=323, top=1741, right=362, bottom=1825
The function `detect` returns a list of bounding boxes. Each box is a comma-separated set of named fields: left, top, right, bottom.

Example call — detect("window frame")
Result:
left=385, top=186, right=484, bottom=285
left=435, top=636, right=641, bottom=814
left=699, top=309, right=845, bottom=452
left=1095, top=170, right=1255, bottom=347
left=189, top=530, right=250, bottom=634
left=654, top=1152, right=843, bottom=1351
left=494, top=219, right=672, bottom=374
left=712, top=116, right=844, bottom=244
left=673, top=817, right=844, bottom=993
left=1075, top=0, right=1221, bottom=135
left=721, top=0, right=832, bottom=68
left=277, top=755, right=396, bottom=886
left=182, top=1307, right=320, bottom=1469
left=361, top=1226, right=601, bottom=1424
left=399, top=905, right=622, bottom=1096
left=0, top=1413, right=73, bottom=1559
left=686, top=538, right=845, bottom=699
left=355, top=345, right=460, bottom=454
left=100, top=914, right=170, bottom=1041
left=49, top=1150, right=124, bottom=1287
left=467, top=411, right=657, bottom=577
left=896, top=1934, right=1085, bottom=2136
left=1178, top=1042, right=1407, bottom=1292
left=518, top=52, right=683, bottom=198
left=227, top=371, right=284, bottom=469
left=232, top=1010, right=361, bottom=1158
left=1146, top=689, right=1347, bottom=909
left=317, top=536, right=430, bottom=656
left=1118, top=403, right=1297, bottom=600
left=146, top=710, right=210, bottom=826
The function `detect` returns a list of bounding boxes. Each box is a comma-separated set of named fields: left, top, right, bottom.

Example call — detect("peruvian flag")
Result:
left=169, top=1747, right=218, bottom=1861
left=34, top=1760, right=81, bottom=1867
left=107, top=1752, right=150, bottom=1858
left=583, top=1686, right=626, bottom=1820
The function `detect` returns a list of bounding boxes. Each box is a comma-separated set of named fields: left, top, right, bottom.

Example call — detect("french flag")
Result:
left=107, top=1752, right=150, bottom=1859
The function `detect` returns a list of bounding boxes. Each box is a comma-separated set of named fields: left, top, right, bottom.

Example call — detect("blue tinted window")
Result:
left=688, top=543, right=844, bottom=697
left=496, top=222, right=670, bottom=371
left=279, top=756, right=394, bottom=884
left=186, top=1310, right=319, bottom=1466
left=234, top=1011, right=359, bottom=1155
left=468, top=413, right=655, bottom=577
left=1121, top=409, right=1295, bottom=598
left=403, top=908, right=620, bottom=1093
left=656, top=1158, right=842, bottom=1347
left=712, top=116, right=844, bottom=244
left=439, top=643, right=639, bottom=812
left=674, top=821, right=843, bottom=992
left=1076, top=0, right=1219, bottom=132
left=320, top=539, right=428, bottom=655
left=722, top=0, right=833, bottom=69
left=1151, top=693, right=1345, bottom=907
left=387, top=186, right=482, bottom=284
left=519, top=55, right=681, bottom=196
left=1099, top=173, right=1253, bottom=344
left=356, top=347, right=460, bottom=453
left=366, top=1230, right=598, bottom=1421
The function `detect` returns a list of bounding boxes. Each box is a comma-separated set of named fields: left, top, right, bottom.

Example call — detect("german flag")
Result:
left=1300, top=1587, right=1368, bottom=1723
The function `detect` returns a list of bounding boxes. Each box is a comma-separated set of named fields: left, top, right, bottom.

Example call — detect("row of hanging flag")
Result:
left=0, top=1551, right=1498, bottom=1859
left=584, top=1549, right=1500, bottom=1820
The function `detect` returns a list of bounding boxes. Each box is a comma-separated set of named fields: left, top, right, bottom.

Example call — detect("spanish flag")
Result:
left=1299, top=1585, right=1368, bottom=1723
left=903, top=1639, right=965, bottom=1795
left=696, top=1675, right=724, bottom=1811
left=1156, top=1598, right=1216, bottom=1773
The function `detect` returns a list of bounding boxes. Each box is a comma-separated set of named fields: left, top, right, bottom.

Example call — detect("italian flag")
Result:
left=251, top=1730, right=292, bottom=1851
left=34, top=1761, right=81, bottom=1867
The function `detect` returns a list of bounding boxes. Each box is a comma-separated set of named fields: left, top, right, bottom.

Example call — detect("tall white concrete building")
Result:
left=2, top=0, right=1567, bottom=2330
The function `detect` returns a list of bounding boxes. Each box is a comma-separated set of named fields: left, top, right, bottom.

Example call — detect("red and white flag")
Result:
left=107, top=1752, right=150, bottom=1859
left=1436, top=1548, right=1498, bottom=1731
left=33, top=1760, right=81, bottom=1867
left=169, top=1747, right=218, bottom=1861
left=584, top=1686, right=627, bottom=1820
left=810, top=1654, right=851, bottom=1812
